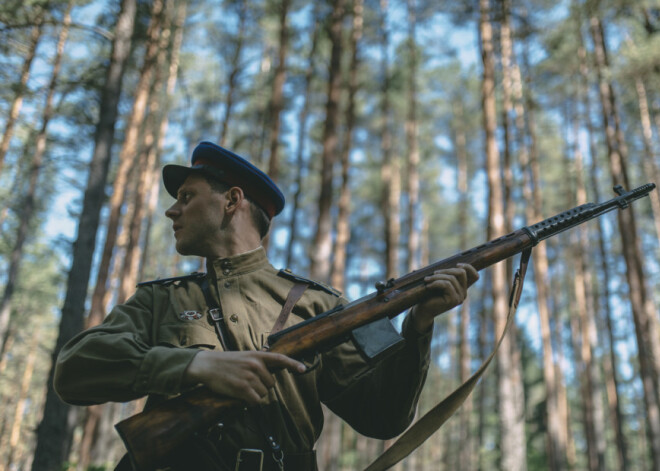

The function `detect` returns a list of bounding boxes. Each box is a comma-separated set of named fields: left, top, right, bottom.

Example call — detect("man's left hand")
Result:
left=409, top=263, right=479, bottom=333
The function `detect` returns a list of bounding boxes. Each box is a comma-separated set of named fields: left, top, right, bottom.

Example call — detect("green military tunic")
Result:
left=55, top=247, right=432, bottom=467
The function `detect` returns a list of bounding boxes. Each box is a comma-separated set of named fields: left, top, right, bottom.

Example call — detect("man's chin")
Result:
left=175, top=243, right=197, bottom=257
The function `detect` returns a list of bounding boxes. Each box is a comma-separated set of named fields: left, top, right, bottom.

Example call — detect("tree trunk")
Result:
left=498, top=0, right=515, bottom=252
left=219, top=0, right=247, bottom=147
left=452, top=96, right=474, bottom=471
left=331, top=0, right=362, bottom=291
left=0, top=8, right=44, bottom=173
left=633, top=75, right=660, bottom=245
left=479, top=0, right=526, bottom=469
left=515, top=27, right=567, bottom=470
left=285, top=9, right=320, bottom=269
left=405, top=0, right=420, bottom=273
left=88, top=0, right=165, bottom=328
left=31, top=1, right=137, bottom=468
left=309, top=0, right=344, bottom=282
left=576, top=17, right=629, bottom=467
left=266, top=0, right=291, bottom=183
left=589, top=11, right=660, bottom=468
left=378, top=0, right=400, bottom=281
left=118, top=0, right=175, bottom=303
left=81, top=4, right=183, bottom=464
left=566, top=115, right=607, bottom=471
left=140, top=0, right=186, bottom=281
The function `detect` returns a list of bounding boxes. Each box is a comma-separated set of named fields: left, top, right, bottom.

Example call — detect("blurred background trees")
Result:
left=0, top=0, right=659, bottom=469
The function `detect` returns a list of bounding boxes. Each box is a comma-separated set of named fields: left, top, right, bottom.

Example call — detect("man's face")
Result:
left=165, top=173, right=227, bottom=257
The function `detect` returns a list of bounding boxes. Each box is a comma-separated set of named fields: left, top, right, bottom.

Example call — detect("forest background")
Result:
left=0, top=0, right=659, bottom=470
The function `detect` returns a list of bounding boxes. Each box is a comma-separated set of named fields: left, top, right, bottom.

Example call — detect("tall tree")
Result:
left=379, top=0, right=400, bottom=280
left=515, top=11, right=568, bottom=469
left=331, top=0, right=362, bottom=291
left=78, top=3, right=180, bottom=466
left=219, top=0, right=248, bottom=147
left=632, top=73, right=660, bottom=245
left=588, top=5, right=660, bottom=468
left=31, top=0, right=137, bottom=468
left=88, top=0, right=165, bottom=328
left=285, top=8, right=321, bottom=269
left=405, top=0, right=420, bottom=272
left=309, top=0, right=345, bottom=282
left=479, top=0, right=527, bottom=469
left=452, top=93, right=475, bottom=470
left=566, top=105, right=607, bottom=471
left=266, top=0, right=291, bottom=183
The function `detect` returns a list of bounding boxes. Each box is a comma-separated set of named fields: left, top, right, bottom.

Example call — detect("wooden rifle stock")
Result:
left=115, top=183, right=655, bottom=470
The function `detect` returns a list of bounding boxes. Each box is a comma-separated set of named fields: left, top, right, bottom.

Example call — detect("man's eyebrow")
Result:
left=176, top=186, right=192, bottom=197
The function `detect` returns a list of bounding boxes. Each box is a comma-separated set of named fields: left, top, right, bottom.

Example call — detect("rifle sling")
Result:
left=364, top=248, right=533, bottom=471
left=264, top=282, right=308, bottom=349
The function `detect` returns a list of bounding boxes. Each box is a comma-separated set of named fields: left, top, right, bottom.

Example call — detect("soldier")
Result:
left=54, top=141, right=478, bottom=470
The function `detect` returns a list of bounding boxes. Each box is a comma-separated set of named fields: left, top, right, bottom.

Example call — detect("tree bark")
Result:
left=330, top=0, right=362, bottom=291
left=576, top=16, right=628, bottom=467
left=405, top=0, right=420, bottom=273
left=140, top=0, right=186, bottom=280
left=31, top=1, right=137, bottom=469
left=566, top=111, right=607, bottom=471
left=219, top=0, right=247, bottom=148
left=309, top=0, right=344, bottom=282
left=378, top=0, right=400, bottom=281
left=516, top=24, right=567, bottom=471
left=633, top=75, right=660, bottom=245
left=266, top=0, right=291, bottom=183
left=87, top=0, right=165, bottom=328
left=589, top=10, right=660, bottom=469
left=479, top=0, right=527, bottom=469
left=285, top=10, right=320, bottom=269
left=452, top=95, right=474, bottom=471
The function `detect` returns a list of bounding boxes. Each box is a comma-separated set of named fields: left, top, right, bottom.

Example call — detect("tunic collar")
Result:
left=207, top=246, right=269, bottom=279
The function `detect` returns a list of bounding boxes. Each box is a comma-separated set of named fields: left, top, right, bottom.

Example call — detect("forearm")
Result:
left=322, top=314, right=432, bottom=438
left=54, top=326, right=199, bottom=405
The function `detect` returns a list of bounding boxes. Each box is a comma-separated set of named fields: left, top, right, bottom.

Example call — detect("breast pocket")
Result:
left=157, top=322, right=220, bottom=350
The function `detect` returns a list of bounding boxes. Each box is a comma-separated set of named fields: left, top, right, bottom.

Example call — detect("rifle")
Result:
left=115, top=183, right=655, bottom=470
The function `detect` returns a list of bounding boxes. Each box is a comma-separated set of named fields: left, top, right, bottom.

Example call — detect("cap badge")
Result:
left=180, top=310, right=203, bottom=320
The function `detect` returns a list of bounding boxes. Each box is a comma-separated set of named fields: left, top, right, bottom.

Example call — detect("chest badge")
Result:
left=179, top=310, right=203, bottom=321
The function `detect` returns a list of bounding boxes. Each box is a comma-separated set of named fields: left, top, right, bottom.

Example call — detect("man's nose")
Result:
left=165, top=203, right=178, bottom=219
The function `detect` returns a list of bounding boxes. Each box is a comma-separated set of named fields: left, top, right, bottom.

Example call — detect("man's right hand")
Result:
left=183, top=350, right=307, bottom=405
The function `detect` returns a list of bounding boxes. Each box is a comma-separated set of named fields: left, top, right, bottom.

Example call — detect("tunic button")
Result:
left=223, top=269, right=231, bottom=275
left=224, top=282, right=231, bottom=288
left=229, top=314, right=238, bottom=323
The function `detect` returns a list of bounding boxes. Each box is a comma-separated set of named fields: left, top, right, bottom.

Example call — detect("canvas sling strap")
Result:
left=364, top=248, right=533, bottom=471
left=263, top=281, right=308, bottom=349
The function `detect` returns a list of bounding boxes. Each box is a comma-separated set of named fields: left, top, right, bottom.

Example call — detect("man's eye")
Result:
left=179, top=192, right=191, bottom=203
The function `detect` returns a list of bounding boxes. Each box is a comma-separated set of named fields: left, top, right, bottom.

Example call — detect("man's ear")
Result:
left=225, top=187, right=245, bottom=213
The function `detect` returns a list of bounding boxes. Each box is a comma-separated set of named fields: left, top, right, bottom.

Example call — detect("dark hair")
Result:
left=200, top=172, right=271, bottom=239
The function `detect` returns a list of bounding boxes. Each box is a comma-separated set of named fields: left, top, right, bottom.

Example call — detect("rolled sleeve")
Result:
left=134, top=346, right=199, bottom=396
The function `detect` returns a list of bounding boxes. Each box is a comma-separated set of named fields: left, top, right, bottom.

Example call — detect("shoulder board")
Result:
left=277, top=269, right=342, bottom=297
left=136, top=272, right=206, bottom=288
